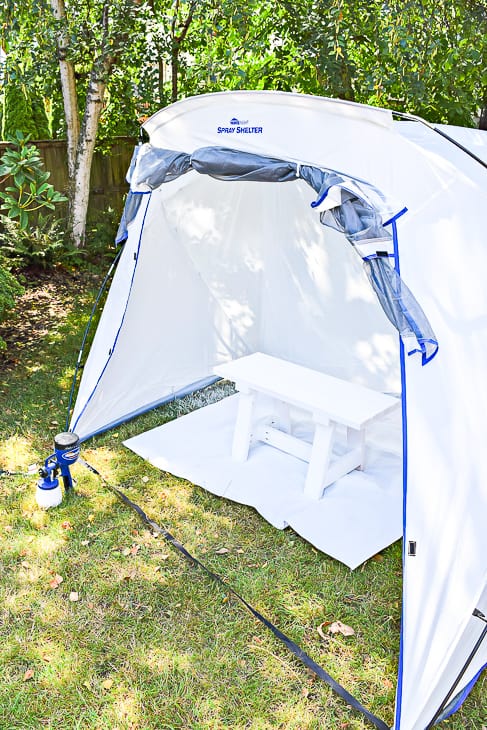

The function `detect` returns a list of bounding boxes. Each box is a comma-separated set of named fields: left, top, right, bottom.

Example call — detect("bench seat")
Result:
left=214, top=352, right=400, bottom=499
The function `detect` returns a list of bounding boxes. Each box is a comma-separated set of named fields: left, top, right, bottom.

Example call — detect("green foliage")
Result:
left=0, top=133, right=71, bottom=272
left=2, top=81, right=38, bottom=139
left=96, top=71, right=139, bottom=146
left=0, top=132, right=67, bottom=230
left=280, top=0, right=487, bottom=126
left=49, top=91, right=66, bottom=140
left=0, top=213, right=81, bottom=270
left=84, top=206, right=120, bottom=262
left=4, top=0, right=486, bottom=158
left=30, top=91, right=50, bottom=139
left=0, top=252, right=23, bottom=350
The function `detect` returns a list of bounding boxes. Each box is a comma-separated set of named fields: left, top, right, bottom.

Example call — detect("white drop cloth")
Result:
left=124, top=394, right=402, bottom=569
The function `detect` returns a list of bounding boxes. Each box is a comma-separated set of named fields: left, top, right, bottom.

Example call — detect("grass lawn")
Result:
left=0, top=266, right=485, bottom=729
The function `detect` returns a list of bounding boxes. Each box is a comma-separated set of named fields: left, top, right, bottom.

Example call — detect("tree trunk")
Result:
left=158, top=58, right=166, bottom=107
left=69, top=60, right=112, bottom=247
left=171, top=44, right=179, bottom=104
left=170, top=0, right=197, bottom=104
left=51, top=0, right=117, bottom=248
left=479, top=106, right=487, bottom=131
left=49, top=0, right=79, bottom=179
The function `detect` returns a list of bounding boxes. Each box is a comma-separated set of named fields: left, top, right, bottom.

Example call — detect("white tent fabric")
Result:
left=70, top=91, right=487, bottom=729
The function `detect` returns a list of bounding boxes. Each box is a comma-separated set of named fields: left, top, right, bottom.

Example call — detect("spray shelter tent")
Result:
left=69, top=92, right=487, bottom=729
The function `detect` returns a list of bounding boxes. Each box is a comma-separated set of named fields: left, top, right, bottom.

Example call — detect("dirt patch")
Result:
left=0, top=267, right=102, bottom=371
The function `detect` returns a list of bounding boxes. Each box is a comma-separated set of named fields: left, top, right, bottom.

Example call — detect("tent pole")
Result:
left=392, top=111, right=487, bottom=171
left=425, top=609, right=487, bottom=729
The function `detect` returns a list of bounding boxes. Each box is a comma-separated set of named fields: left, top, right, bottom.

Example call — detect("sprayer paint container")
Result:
left=35, top=431, right=80, bottom=508
left=36, top=476, right=63, bottom=509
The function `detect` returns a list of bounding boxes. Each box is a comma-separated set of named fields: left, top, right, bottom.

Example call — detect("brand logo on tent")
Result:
left=218, top=117, right=263, bottom=135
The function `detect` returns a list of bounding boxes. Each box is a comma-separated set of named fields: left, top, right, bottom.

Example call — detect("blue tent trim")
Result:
left=77, top=375, right=219, bottom=444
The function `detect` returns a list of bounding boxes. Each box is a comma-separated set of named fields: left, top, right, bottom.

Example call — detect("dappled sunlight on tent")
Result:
left=298, top=236, right=332, bottom=299
left=345, top=266, right=378, bottom=304
left=173, top=201, right=221, bottom=244
left=354, top=335, right=399, bottom=390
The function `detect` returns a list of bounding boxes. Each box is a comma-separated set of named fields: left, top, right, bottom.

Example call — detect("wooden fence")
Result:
left=0, top=137, right=136, bottom=219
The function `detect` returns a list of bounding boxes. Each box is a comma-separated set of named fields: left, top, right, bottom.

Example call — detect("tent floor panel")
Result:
left=124, top=394, right=402, bottom=569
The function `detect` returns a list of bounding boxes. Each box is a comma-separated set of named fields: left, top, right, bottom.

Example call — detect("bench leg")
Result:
left=347, top=427, right=366, bottom=470
left=271, top=399, right=291, bottom=433
left=232, top=390, right=255, bottom=462
left=303, top=421, right=335, bottom=499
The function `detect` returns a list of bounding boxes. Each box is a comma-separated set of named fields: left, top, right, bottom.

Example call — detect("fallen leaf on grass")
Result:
left=49, top=574, right=63, bottom=589
left=328, top=620, right=355, bottom=637
left=69, top=591, right=79, bottom=602
left=215, top=547, right=229, bottom=555
left=317, top=622, right=331, bottom=639
left=130, top=544, right=140, bottom=555
left=101, top=678, right=114, bottom=690
left=23, top=668, right=34, bottom=681
left=81, top=540, right=90, bottom=546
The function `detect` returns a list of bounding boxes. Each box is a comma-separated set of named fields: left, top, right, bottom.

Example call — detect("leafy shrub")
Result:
left=0, top=253, right=23, bottom=350
left=84, top=206, right=121, bottom=264
left=2, top=82, right=38, bottom=140
left=0, top=133, right=72, bottom=272
left=0, top=131, right=67, bottom=230
left=31, top=91, right=51, bottom=140
left=0, top=213, right=82, bottom=270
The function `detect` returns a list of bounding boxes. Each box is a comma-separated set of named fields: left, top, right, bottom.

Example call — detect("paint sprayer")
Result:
left=36, top=432, right=80, bottom=508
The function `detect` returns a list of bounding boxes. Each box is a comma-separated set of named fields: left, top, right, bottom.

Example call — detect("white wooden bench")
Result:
left=213, top=352, right=399, bottom=499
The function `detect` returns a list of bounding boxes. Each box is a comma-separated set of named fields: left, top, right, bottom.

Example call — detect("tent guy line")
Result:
left=78, top=456, right=390, bottom=730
